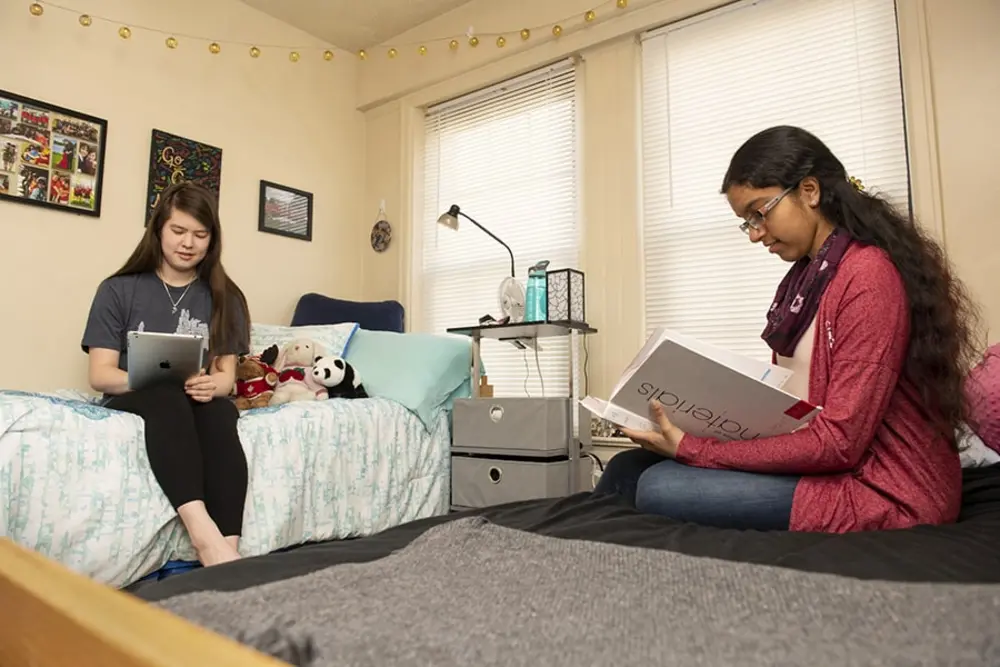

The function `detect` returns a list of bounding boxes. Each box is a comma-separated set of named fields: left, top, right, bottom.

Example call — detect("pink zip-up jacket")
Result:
left=676, top=244, right=962, bottom=532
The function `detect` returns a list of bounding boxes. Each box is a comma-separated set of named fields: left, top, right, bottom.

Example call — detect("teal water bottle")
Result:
left=524, top=275, right=537, bottom=323
left=525, top=260, right=550, bottom=322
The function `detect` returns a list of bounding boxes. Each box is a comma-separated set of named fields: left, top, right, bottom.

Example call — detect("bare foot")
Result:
left=176, top=501, right=243, bottom=566
left=196, top=541, right=242, bottom=567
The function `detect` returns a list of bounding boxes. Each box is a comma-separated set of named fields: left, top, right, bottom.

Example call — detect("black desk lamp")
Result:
left=437, top=204, right=516, bottom=278
left=438, top=204, right=525, bottom=324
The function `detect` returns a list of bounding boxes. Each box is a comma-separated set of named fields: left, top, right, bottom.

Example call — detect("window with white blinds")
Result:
left=421, top=60, right=580, bottom=397
left=640, top=0, right=910, bottom=361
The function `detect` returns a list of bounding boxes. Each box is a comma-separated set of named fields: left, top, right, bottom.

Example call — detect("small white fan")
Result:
left=498, top=276, right=526, bottom=323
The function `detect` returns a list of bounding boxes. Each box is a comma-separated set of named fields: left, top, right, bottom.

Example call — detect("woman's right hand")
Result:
left=185, top=370, right=217, bottom=402
left=620, top=401, right=686, bottom=458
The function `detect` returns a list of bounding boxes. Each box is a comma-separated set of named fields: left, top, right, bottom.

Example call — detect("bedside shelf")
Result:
left=447, top=321, right=597, bottom=340
left=446, top=320, right=598, bottom=510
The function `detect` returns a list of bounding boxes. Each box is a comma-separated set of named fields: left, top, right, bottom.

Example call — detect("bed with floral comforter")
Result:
left=0, top=390, right=450, bottom=587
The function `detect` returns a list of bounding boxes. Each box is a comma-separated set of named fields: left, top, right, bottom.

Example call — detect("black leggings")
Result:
left=106, top=383, right=248, bottom=537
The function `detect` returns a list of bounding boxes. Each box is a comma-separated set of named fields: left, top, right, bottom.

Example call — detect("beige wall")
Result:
left=359, top=0, right=1000, bottom=397
left=921, top=0, right=1000, bottom=332
left=0, top=0, right=365, bottom=392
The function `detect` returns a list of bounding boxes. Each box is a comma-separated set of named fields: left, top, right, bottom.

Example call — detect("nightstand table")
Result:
left=446, top=321, right=597, bottom=510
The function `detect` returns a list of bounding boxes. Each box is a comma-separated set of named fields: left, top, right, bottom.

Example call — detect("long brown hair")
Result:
left=112, top=182, right=251, bottom=365
left=722, top=125, right=983, bottom=447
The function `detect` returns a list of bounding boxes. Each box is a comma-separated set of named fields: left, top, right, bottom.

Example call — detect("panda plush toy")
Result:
left=311, top=355, right=369, bottom=399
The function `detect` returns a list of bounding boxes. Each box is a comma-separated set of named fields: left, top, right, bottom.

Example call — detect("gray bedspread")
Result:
left=158, top=517, right=1000, bottom=666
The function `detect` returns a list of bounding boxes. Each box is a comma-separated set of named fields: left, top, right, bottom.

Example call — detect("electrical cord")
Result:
left=522, top=349, right=531, bottom=397
left=519, top=336, right=584, bottom=399
left=534, top=343, right=545, bottom=398
left=521, top=343, right=546, bottom=398
left=581, top=450, right=604, bottom=471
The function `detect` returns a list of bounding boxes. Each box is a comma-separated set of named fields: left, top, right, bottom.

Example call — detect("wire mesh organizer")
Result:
left=545, top=268, right=586, bottom=325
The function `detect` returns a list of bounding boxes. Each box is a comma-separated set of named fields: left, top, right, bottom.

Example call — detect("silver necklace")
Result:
left=161, top=278, right=195, bottom=315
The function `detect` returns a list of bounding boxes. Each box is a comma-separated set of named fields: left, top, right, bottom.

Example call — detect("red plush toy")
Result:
left=232, top=344, right=279, bottom=411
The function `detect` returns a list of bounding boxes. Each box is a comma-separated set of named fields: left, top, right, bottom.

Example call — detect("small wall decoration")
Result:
left=370, top=203, right=392, bottom=252
left=370, top=220, right=392, bottom=252
left=258, top=180, right=313, bottom=242
left=0, top=90, right=107, bottom=217
left=144, top=129, right=222, bottom=224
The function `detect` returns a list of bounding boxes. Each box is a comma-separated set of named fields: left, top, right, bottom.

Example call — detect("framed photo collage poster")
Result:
left=0, top=90, right=108, bottom=217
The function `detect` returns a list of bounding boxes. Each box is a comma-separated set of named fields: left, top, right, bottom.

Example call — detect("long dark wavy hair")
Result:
left=111, top=182, right=250, bottom=367
left=721, top=125, right=982, bottom=445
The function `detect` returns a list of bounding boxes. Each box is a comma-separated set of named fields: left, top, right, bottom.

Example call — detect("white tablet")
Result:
left=127, top=331, right=205, bottom=391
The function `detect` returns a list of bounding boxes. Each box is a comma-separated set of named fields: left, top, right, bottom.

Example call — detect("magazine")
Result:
left=580, top=328, right=821, bottom=441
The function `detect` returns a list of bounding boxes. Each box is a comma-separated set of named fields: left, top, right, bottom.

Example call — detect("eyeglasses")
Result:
left=739, top=186, right=795, bottom=235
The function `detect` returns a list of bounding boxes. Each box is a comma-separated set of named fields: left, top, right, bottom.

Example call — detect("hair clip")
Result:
left=848, top=175, right=865, bottom=192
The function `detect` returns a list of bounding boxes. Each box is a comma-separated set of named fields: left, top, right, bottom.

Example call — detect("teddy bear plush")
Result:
left=269, top=338, right=328, bottom=406
left=232, top=345, right=279, bottom=411
left=312, top=355, right=369, bottom=400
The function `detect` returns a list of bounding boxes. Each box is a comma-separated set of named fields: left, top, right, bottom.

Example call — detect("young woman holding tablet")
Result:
left=595, top=125, right=981, bottom=534
left=82, top=182, right=251, bottom=565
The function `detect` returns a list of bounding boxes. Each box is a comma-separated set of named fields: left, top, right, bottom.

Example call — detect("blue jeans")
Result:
left=593, top=448, right=799, bottom=531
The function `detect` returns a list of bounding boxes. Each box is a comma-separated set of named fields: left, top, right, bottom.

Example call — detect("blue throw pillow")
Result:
left=345, top=330, right=472, bottom=429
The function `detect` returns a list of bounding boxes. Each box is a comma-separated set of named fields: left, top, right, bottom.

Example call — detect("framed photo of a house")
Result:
left=258, top=180, right=313, bottom=242
left=0, top=90, right=108, bottom=217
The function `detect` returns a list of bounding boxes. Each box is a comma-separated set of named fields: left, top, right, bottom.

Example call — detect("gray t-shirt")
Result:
left=81, top=272, right=242, bottom=372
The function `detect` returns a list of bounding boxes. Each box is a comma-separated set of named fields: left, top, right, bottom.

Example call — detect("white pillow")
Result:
left=958, top=423, right=1000, bottom=468
left=249, top=322, right=359, bottom=360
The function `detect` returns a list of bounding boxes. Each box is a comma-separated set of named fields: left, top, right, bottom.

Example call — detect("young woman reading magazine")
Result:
left=81, top=181, right=252, bottom=565
left=595, top=125, right=981, bottom=533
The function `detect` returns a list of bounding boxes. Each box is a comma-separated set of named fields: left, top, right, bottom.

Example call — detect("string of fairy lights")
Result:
left=25, top=0, right=634, bottom=63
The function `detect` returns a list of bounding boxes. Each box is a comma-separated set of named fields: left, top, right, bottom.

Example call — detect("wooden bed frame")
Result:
left=0, top=538, right=281, bottom=667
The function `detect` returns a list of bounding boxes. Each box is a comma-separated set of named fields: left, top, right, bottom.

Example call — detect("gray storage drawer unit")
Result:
left=443, top=321, right=598, bottom=511
left=453, top=397, right=577, bottom=457
left=451, top=457, right=571, bottom=507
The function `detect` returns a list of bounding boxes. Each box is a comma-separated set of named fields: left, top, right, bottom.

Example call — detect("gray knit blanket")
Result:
left=158, top=517, right=1000, bottom=666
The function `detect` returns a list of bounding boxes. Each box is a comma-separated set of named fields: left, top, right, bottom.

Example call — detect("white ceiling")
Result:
left=240, top=0, right=475, bottom=51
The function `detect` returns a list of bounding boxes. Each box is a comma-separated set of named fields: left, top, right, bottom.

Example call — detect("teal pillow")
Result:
left=345, top=330, right=472, bottom=429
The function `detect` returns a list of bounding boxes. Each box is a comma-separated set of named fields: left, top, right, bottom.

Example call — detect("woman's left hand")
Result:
left=621, top=401, right=687, bottom=458
left=185, top=371, right=217, bottom=403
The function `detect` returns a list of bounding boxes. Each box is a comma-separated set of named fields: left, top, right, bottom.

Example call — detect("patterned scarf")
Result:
left=762, top=227, right=855, bottom=357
